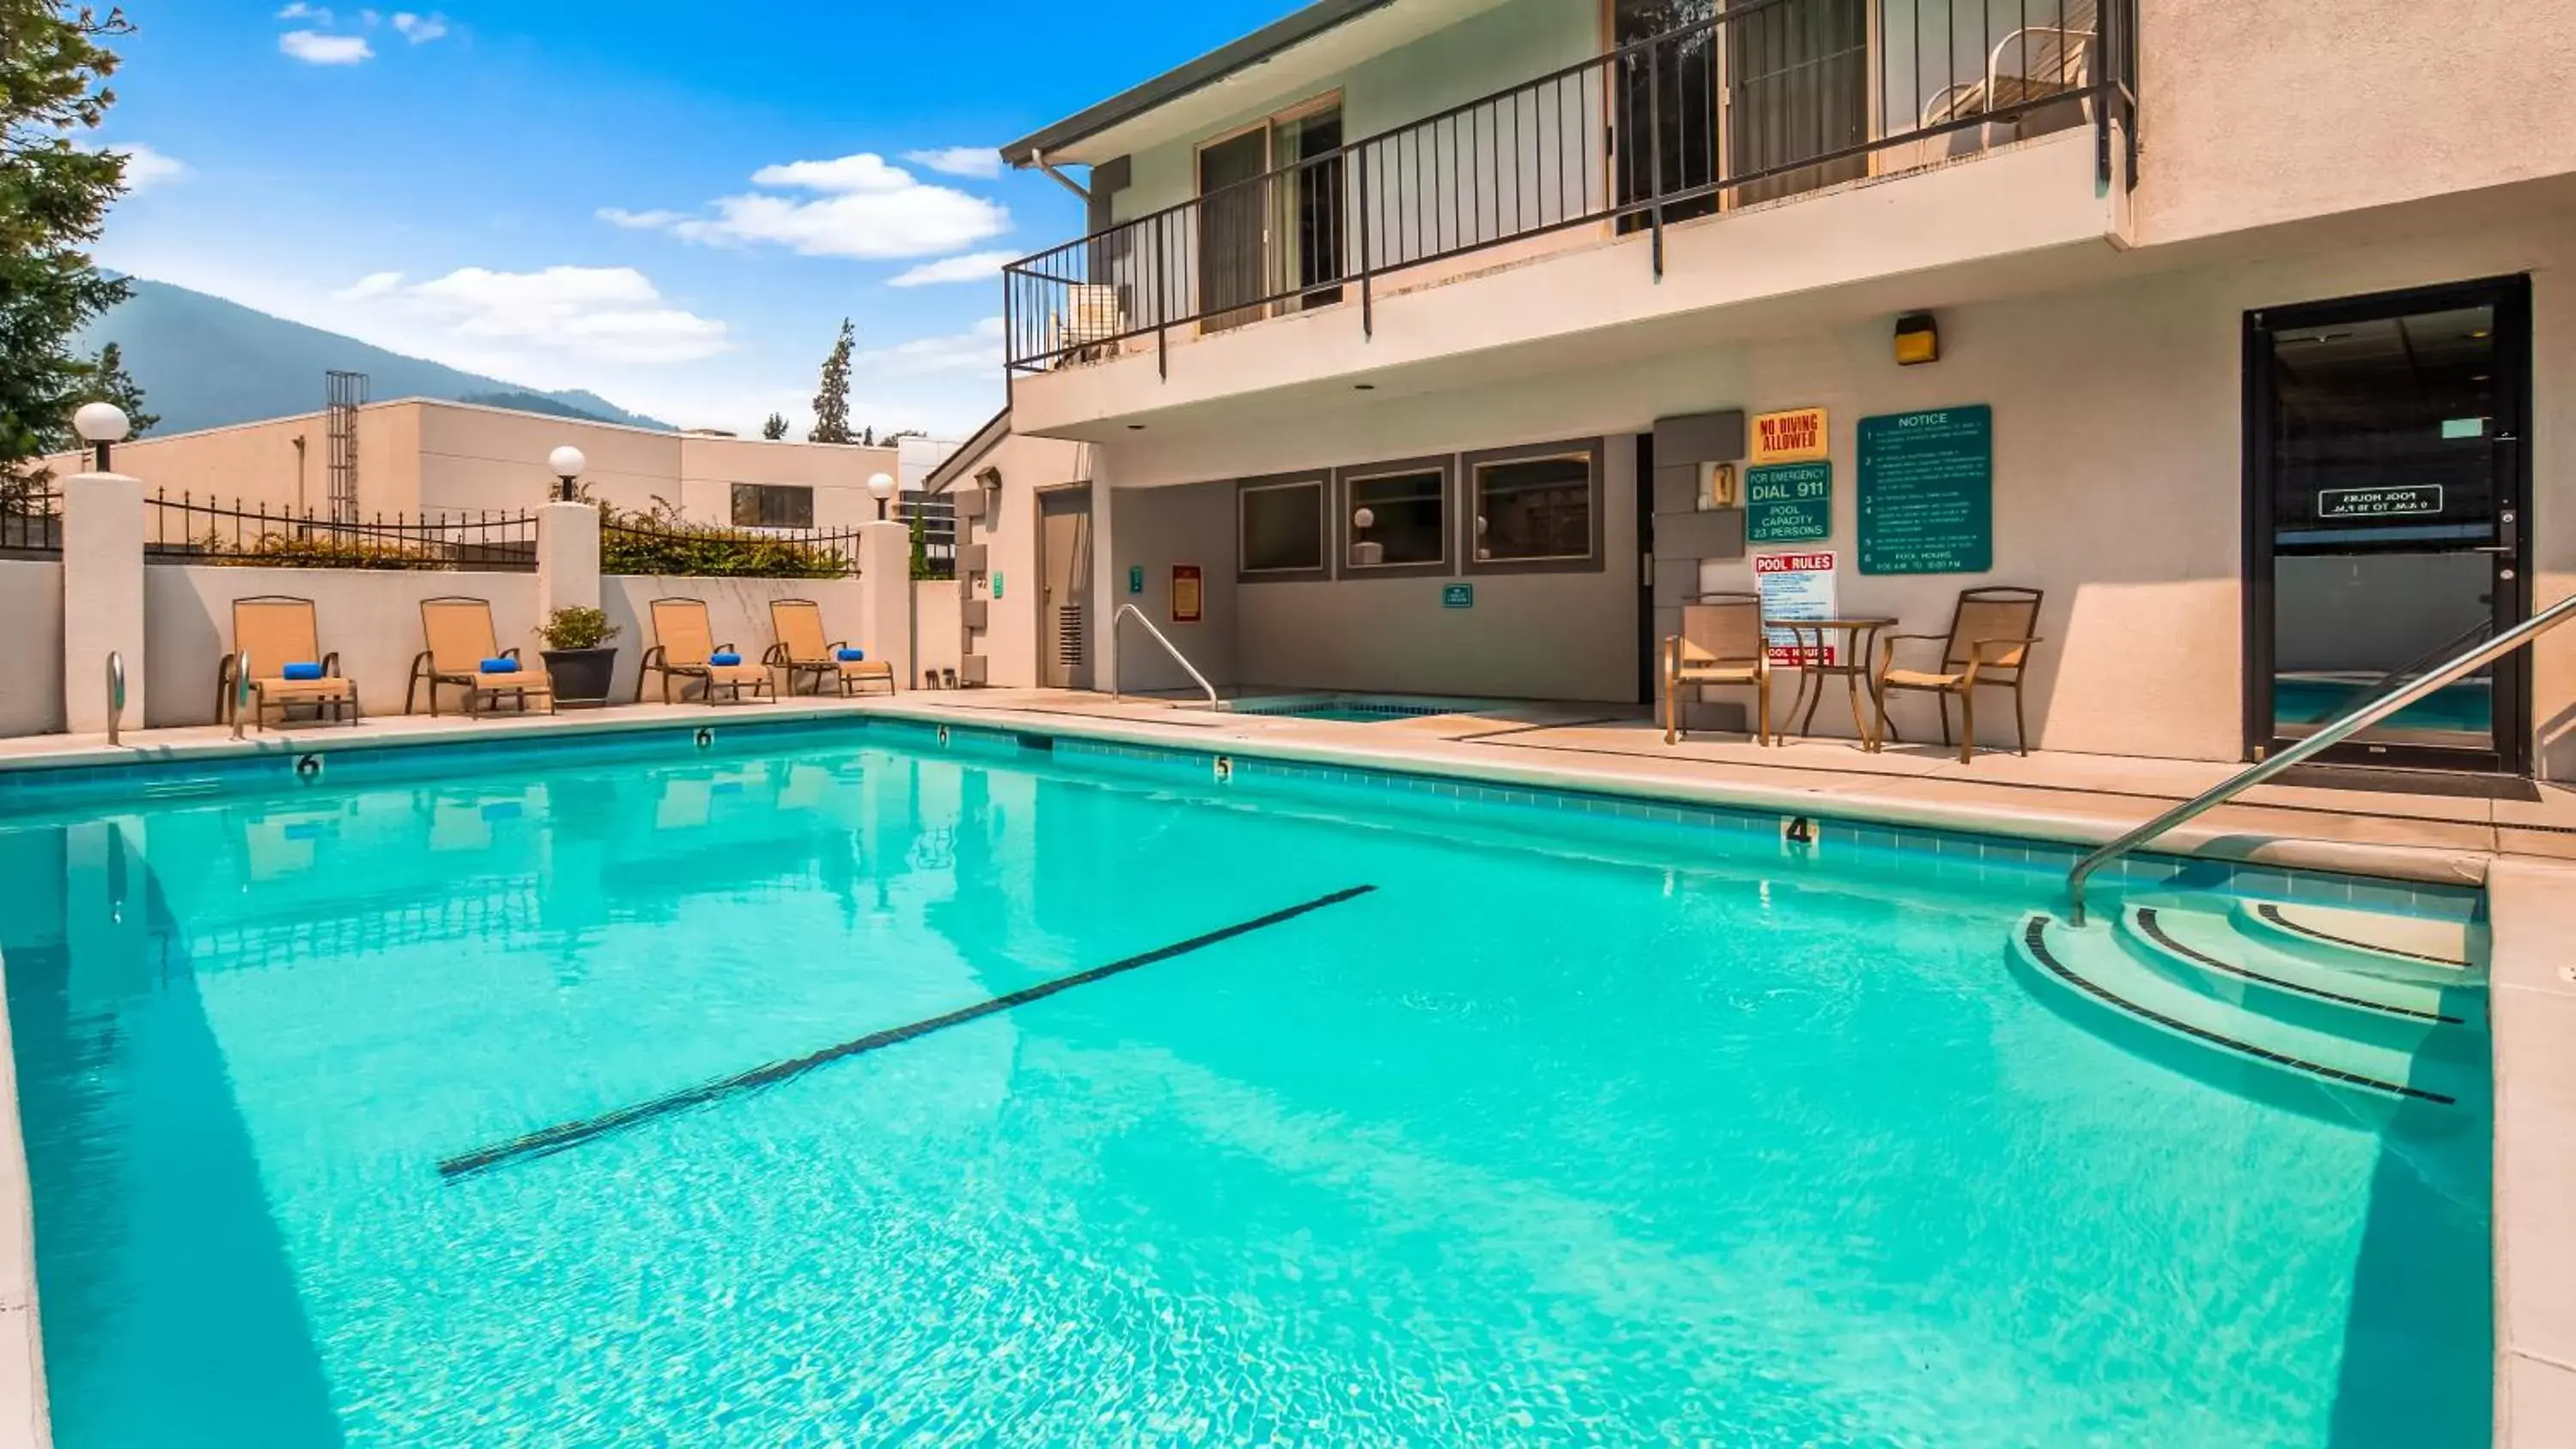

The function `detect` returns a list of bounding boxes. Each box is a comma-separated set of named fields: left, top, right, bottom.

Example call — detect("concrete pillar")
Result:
left=537, top=500, right=601, bottom=620
left=856, top=519, right=914, bottom=688
left=61, top=470, right=143, bottom=737
left=1088, top=465, right=1116, bottom=694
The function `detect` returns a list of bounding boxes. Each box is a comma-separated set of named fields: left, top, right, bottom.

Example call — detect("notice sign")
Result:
left=1753, top=552, right=1838, bottom=665
left=1751, top=407, right=1831, bottom=464
left=1858, top=405, right=1993, bottom=575
left=2318, top=485, right=2443, bottom=519
left=1171, top=565, right=1203, bottom=623
left=1747, top=462, right=1832, bottom=544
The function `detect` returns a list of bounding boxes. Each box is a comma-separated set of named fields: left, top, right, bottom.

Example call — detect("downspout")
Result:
left=1031, top=151, right=1091, bottom=203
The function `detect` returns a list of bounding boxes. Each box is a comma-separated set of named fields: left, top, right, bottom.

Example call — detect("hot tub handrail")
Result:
left=2066, top=590, right=2576, bottom=925
left=1109, top=603, right=1218, bottom=707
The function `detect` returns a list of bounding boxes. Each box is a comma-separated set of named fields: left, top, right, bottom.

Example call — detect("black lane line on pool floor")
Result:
left=438, top=884, right=1379, bottom=1182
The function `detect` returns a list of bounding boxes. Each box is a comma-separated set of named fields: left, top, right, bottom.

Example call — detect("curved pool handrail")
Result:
left=1109, top=603, right=1218, bottom=707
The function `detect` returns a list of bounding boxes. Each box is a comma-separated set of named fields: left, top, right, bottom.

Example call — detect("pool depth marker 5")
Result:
left=438, top=885, right=1380, bottom=1181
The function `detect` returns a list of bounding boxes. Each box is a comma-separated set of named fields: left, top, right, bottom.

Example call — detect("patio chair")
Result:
left=1662, top=592, right=1773, bottom=746
left=638, top=597, right=776, bottom=706
left=763, top=598, right=896, bottom=697
left=217, top=595, right=361, bottom=730
left=407, top=595, right=554, bottom=718
left=1052, top=284, right=1124, bottom=366
left=1874, top=587, right=2045, bottom=764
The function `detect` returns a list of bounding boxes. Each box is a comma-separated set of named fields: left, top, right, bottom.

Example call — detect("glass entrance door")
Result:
left=2246, top=277, right=2530, bottom=771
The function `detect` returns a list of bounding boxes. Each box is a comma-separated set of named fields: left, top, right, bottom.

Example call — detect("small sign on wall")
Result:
left=1747, top=462, right=1832, bottom=543
left=2318, top=485, right=2443, bottom=518
left=1128, top=565, right=1145, bottom=595
left=1753, top=551, right=1839, bottom=665
left=1751, top=407, right=1830, bottom=464
left=1443, top=583, right=1475, bottom=609
left=1171, top=564, right=1204, bottom=623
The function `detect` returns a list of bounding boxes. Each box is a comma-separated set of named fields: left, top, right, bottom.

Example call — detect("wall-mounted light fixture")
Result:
left=1894, top=312, right=1940, bottom=367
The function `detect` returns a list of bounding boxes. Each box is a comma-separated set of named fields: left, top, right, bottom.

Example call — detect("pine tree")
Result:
left=0, top=2, right=137, bottom=482
left=761, top=411, right=788, bottom=440
left=807, top=318, right=854, bottom=445
left=78, top=340, right=154, bottom=435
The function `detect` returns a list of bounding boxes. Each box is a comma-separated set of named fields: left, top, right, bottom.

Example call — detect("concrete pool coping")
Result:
left=0, top=688, right=2571, bottom=1443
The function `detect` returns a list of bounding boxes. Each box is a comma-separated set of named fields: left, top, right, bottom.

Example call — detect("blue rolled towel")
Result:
left=479, top=657, right=519, bottom=675
left=281, top=661, right=324, bottom=681
left=836, top=647, right=866, bottom=662
left=708, top=652, right=743, bottom=666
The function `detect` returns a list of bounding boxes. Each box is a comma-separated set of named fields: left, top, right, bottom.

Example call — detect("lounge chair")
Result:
left=763, top=598, right=896, bottom=697
left=407, top=596, right=554, bottom=717
left=638, top=597, right=775, bottom=705
left=217, top=595, right=360, bottom=730
left=1874, top=586, right=2045, bottom=763
left=1662, top=592, right=1772, bottom=746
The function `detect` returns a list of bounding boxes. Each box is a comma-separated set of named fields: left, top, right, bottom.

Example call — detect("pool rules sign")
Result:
left=1858, top=405, right=1993, bottom=574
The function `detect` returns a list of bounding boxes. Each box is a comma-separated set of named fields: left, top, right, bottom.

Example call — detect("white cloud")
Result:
left=77, top=142, right=187, bottom=193
left=280, top=29, right=374, bottom=64
left=275, top=2, right=331, bottom=19
left=901, top=147, right=1002, bottom=180
left=597, top=207, right=686, bottom=230
left=609, top=153, right=1010, bottom=261
left=391, top=11, right=447, bottom=43
left=885, top=251, right=1016, bottom=288
left=854, top=317, right=1005, bottom=376
left=336, top=266, right=733, bottom=365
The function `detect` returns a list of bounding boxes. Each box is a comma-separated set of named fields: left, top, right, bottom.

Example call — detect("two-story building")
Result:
left=949, top=0, right=2576, bottom=778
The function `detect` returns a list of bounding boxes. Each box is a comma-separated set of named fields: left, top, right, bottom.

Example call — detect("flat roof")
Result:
left=999, top=0, right=1398, bottom=168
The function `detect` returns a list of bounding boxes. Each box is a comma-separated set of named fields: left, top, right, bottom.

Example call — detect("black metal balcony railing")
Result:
left=1005, top=0, right=2137, bottom=376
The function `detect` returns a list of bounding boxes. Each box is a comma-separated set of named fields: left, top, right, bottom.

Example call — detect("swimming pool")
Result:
left=1221, top=694, right=1461, bottom=723
left=0, top=723, right=2489, bottom=1446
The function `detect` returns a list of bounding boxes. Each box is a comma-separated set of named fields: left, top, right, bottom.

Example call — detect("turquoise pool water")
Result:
left=0, top=728, right=2488, bottom=1446
left=1226, top=697, right=1455, bottom=723
left=2275, top=676, right=2493, bottom=736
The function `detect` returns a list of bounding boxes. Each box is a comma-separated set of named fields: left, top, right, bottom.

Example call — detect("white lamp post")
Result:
left=548, top=445, right=587, bottom=502
left=867, top=470, right=896, bottom=522
left=74, top=402, right=130, bottom=474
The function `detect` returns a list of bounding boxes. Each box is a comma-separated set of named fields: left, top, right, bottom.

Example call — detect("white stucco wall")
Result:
left=143, top=566, right=542, bottom=727
left=1053, top=207, right=2576, bottom=766
left=915, top=580, right=962, bottom=686
left=942, top=429, right=1090, bottom=691
left=0, top=561, right=64, bottom=737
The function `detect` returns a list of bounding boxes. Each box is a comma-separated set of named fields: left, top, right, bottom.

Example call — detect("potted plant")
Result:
left=537, top=606, right=621, bottom=706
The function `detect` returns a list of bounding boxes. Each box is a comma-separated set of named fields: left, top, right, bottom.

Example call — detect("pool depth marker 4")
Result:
left=438, top=885, right=1380, bottom=1180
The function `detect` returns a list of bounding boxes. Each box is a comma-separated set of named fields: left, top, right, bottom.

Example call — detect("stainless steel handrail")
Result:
left=230, top=649, right=252, bottom=741
left=2067, top=590, right=2576, bottom=925
left=105, top=651, right=125, bottom=746
left=1109, top=603, right=1218, bottom=706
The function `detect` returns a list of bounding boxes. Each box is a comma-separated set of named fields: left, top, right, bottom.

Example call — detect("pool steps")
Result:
left=2012, top=897, right=2485, bottom=1108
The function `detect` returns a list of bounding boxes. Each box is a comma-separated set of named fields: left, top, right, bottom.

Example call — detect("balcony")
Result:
left=1003, top=0, right=2138, bottom=432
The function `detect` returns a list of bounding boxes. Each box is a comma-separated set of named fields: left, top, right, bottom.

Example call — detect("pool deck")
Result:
left=1, top=688, right=2573, bottom=1439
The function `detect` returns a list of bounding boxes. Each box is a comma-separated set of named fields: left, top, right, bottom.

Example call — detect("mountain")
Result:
left=76, top=279, right=672, bottom=435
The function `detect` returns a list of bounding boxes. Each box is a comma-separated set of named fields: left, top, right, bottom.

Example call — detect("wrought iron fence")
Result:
left=1005, top=0, right=2136, bottom=373
left=0, top=479, right=63, bottom=557
left=146, top=491, right=539, bottom=571
left=599, top=512, right=863, bottom=579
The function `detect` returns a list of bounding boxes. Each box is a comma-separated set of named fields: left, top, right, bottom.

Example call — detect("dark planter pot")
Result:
left=540, top=647, right=617, bottom=707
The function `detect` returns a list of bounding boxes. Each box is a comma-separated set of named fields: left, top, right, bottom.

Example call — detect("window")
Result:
left=1466, top=440, right=1604, bottom=573
left=1239, top=477, right=1326, bottom=579
left=1340, top=457, right=1451, bottom=575
left=731, top=482, right=814, bottom=529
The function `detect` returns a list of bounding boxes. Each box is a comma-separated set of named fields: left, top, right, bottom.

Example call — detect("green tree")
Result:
left=760, top=411, right=788, bottom=440
left=77, top=339, right=152, bottom=434
left=0, top=3, right=137, bottom=483
left=807, top=318, right=854, bottom=444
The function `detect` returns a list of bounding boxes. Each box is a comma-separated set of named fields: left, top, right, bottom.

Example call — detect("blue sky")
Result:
left=92, top=0, right=1300, bottom=438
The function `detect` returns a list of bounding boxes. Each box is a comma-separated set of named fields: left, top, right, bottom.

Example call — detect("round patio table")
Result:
left=1776, top=616, right=1897, bottom=749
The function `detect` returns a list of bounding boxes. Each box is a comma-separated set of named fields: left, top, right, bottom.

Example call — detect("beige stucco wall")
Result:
left=1109, top=482, right=1241, bottom=696
left=2131, top=0, right=2576, bottom=247
left=1062, top=203, right=2576, bottom=766
left=915, top=581, right=962, bottom=686
left=62, top=401, right=898, bottom=530
left=944, top=430, right=1090, bottom=690
left=143, top=565, right=541, bottom=727
left=0, top=561, right=64, bottom=737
